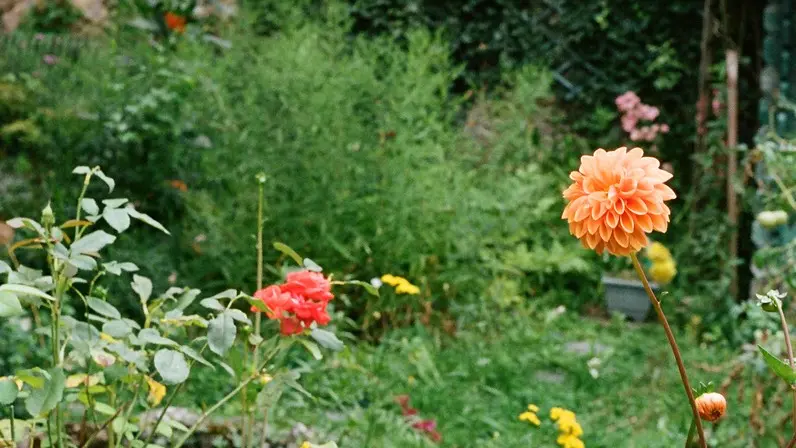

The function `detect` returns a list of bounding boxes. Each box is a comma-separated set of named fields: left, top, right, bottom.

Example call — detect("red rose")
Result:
left=252, top=285, right=292, bottom=318
left=280, top=271, right=334, bottom=302
left=279, top=316, right=304, bottom=335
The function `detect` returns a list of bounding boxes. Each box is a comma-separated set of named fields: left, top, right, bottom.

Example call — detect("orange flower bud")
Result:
left=695, top=392, right=726, bottom=422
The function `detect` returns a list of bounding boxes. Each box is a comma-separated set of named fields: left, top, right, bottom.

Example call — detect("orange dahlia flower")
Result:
left=695, top=392, right=727, bottom=422
left=561, top=147, right=675, bottom=256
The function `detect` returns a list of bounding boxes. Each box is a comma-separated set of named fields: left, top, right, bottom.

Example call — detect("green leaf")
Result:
left=6, top=217, right=44, bottom=234
left=25, top=367, right=65, bottom=416
left=0, top=378, right=19, bottom=404
left=81, top=198, right=99, bottom=216
left=224, top=309, right=251, bottom=325
left=199, top=298, right=225, bottom=311
left=180, top=346, right=213, bottom=368
left=154, top=349, right=190, bottom=384
left=244, top=294, right=269, bottom=313
left=94, top=169, right=115, bottom=193
left=0, top=291, right=24, bottom=317
left=207, top=289, right=237, bottom=301
left=303, top=258, right=323, bottom=272
left=88, top=297, right=121, bottom=319
left=102, top=320, right=132, bottom=338
left=255, top=376, right=283, bottom=409
left=126, top=208, right=170, bottom=235
left=103, top=261, right=139, bottom=276
left=345, top=280, right=380, bottom=297
left=0, top=284, right=55, bottom=302
left=273, top=242, right=303, bottom=266
left=137, top=328, right=178, bottom=347
left=207, top=314, right=236, bottom=356
left=283, top=373, right=313, bottom=399
left=131, top=275, right=152, bottom=304
left=310, top=328, right=344, bottom=351
left=758, top=345, right=796, bottom=384
left=69, top=254, right=98, bottom=271
left=175, top=289, right=201, bottom=310
left=15, top=369, right=46, bottom=389
left=102, top=198, right=128, bottom=209
left=72, top=166, right=91, bottom=174
left=71, top=230, right=116, bottom=254
left=298, top=339, right=322, bottom=360
left=103, top=207, right=131, bottom=233
left=218, top=361, right=235, bottom=378
left=93, top=401, right=116, bottom=416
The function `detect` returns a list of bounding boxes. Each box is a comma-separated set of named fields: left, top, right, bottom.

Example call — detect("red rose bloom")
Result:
left=280, top=271, right=334, bottom=302
left=251, top=285, right=291, bottom=318
left=279, top=316, right=304, bottom=335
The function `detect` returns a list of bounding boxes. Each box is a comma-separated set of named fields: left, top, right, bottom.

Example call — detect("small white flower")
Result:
left=370, top=277, right=383, bottom=288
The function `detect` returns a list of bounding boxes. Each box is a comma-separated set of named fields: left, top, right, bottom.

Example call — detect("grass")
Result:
left=254, top=304, right=787, bottom=448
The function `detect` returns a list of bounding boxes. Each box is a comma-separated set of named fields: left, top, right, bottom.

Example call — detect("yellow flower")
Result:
left=146, top=376, right=167, bottom=406
left=300, top=443, right=311, bottom=448
left=518, top=411, right=541, bottom=426
left=557, top=433, right=585, bottom=448
left=381, top=274, right=420, bottom=295
left=649, top=260, right=677, bottom=285
left=527, top=404, right=539, bottom=413
left=646, top=242, right=672, bottom=263
left=380, top=274, right=400, bottom=286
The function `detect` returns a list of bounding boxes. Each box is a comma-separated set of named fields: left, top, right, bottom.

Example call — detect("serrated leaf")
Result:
left=102, top=199, right=128, bottom=209
left=81, top=198, right=99, bottom=215
left=273, top=242, right=303, bottom=266
left=73, top=166, right=91, bottom=174
left=758, top=345, right=796, bottom=384
left=69, top=254, right=97, bottom=271
left=95, top=169, right=115, bottom=193
left=25, top=367, right=65, bottom=416
left=200, top=298, right=225, bottom=311
left=131, top=275, right=152, bottom=303
left=0, top=284, right=55, bottom=302
left=88, top=297, right=121, bottom=319
left=126, top=208, right=170, bottom=235
left=71, top=230, right=116, bottom=254
left=208, top=314, right=236, bottom=356
left=298, top=339, right=322, bottom=360
left=303, top=258, right=323, bottom=272
left=137, top=328, right=178, bottom=347
left=0, top=378, right=19, bottom=404
left=224, top=309, right=251, bottom=325
left=154, top=349, right=189, bottom=384
left=102, top=320, right=132, bottom=338
left=180, top=346, right=212, bottom=368
left=310, top=328, right=344, bottom=351
left=103, top=208, right=131, bottom=233
left=0, top=291, right=24, bottom=317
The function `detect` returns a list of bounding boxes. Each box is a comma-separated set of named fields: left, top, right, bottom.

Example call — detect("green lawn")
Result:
left=266, top=306, right=779, bottom=447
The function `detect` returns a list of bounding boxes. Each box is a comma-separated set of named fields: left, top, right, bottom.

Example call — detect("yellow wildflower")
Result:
left=380, top=274, right=400, bottom=286
left=519, top=411, right=541, bottom=426
left=146, top=376, right=167, bottom=406
left=646, top=242, right=672, bottom=263
left=527, top=404, right=539, bottom=413
left=649, top=260, right=677, bottom=285
left=381, top=274, right=421, bottom=295
left=300, top=443, right=311, bottom=448
left=557, top=433, right=585, bottom=448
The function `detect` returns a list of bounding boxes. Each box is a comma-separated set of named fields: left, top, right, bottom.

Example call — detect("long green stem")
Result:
left=684, top=417, right=696, bottom=448
left=9, top=404, right=15, bottom=443
left=173, top=345, right=281, bottom=448
left=79, top=406, right=123, bottom=448
left=114, top=378, right=143, bottom=448
left=74, top=171, right=93, bottom=241
left=246, top=175, right=267, bottom=447
left=46, top=414, right=55, bottom=448
left=777, top=305, right=796, bottom=434
left=629, top=253, right=707, bottom=448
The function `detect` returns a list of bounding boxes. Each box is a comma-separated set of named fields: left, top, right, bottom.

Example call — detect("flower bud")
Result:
left=695, top=392, right=726, bottom=421
left=41, top=202, right=55, bottom=227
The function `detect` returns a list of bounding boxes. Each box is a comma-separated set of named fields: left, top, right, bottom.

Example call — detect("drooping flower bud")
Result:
left=41, top=202, right=55, bottom=228
left=695, top=392, right=727, bottom=421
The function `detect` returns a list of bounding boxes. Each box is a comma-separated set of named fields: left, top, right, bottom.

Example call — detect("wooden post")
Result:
left=726, top=49, right=739, bottom=299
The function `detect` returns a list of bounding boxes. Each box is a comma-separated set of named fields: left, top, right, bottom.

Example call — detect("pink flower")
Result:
left=615, top=91, right=641, bottom=112
left=621, top=114, right=638, bottom=132
left=660, top=124, right=670, bottom=133
left=637, top=105, right=660, bottom=121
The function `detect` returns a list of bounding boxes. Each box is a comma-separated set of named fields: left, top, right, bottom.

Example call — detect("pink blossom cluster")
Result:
left=615, top=91, right=669, bottom=142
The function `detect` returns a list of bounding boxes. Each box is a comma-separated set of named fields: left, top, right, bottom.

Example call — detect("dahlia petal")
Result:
left=650, top=213, right=668, bottom=232
left=613, top=229, right=629, bottom=248
left=573, top=204, right=591, bottom=222
left=644, top=199, right=663, bottom=215
left=657, top=170, right=673, bottom=182
left=605, top=211, right=619, bottom=228
left=572, top=222, right=588, bottom=238
left=626, top=197, right=648, bottom=215
left=635, top=213, right=653, bottom=232
left=569, top=171, right=583, bottom=181
left=629, top=228, right=648, bottom=250
left=655, top=184, right=677, bottom=200
left=599, top=222, right=612, bottom=241
left=618, top=178, right=637, bottom=197
left=586, top=232, right=600, bottom=249
left=620, top=213, right=635, bottom=233
left=613, top=198, right=626, bottom=215
left=587, top=219, right=601, bottom=235
left=637, top=178, right=654, bottom=194
left=626, top=147, right=644, bottom=161
left=561, top=203, right=572, bottom=219
left=579, top=156, right=595, bottom=176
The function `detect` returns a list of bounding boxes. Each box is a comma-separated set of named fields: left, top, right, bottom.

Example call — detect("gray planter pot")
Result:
left=602, top=276, right=659, bottom=322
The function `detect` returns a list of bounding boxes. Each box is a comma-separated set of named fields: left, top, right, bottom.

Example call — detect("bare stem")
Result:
left=788, top=431, right=796, bottom=448
left=630, top=253, right=707, bottom=448
left=79, top=406, right=123, bottom=448
left=777, top=305, right=796, bottom=434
